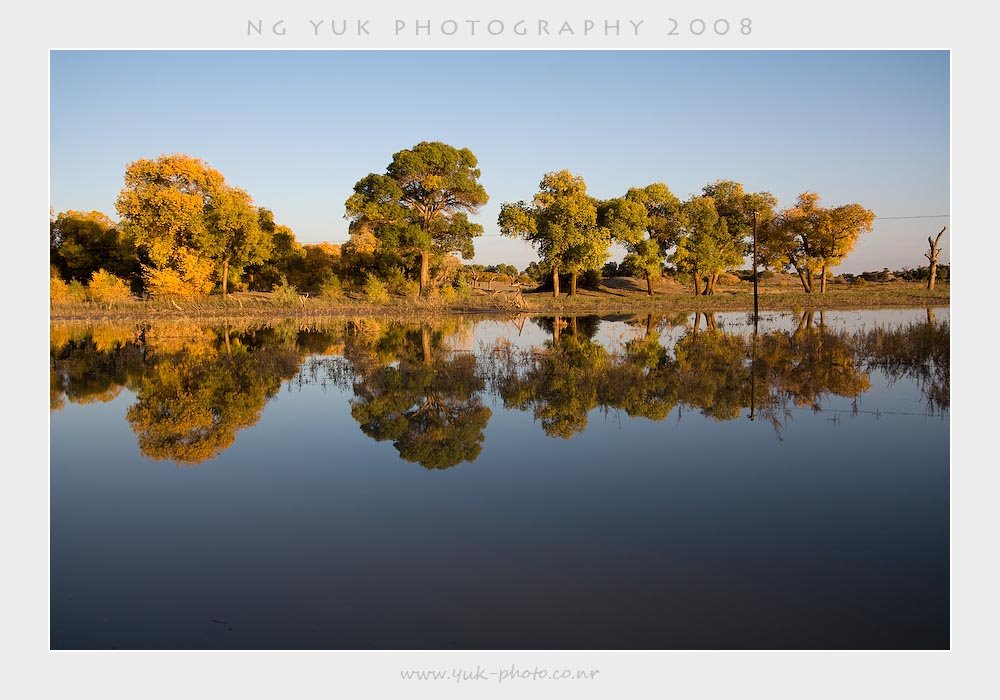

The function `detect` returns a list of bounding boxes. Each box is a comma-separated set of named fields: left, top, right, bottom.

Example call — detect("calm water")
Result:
left=50, top=308, right=949, bottom=649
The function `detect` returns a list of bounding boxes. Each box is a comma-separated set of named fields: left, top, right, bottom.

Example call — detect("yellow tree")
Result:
left=762, top=193, right=874, bottom=293
left=116, top=154, right=269, bottom=298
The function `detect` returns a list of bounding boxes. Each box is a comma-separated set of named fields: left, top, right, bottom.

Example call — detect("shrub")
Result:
left=363, top=274, right=390, bottom=303
left=384, top=267, right=409, bottom=295
left=438, top=284, right=459, bottom=303
left=271, top=278, right=300, bottom=307
left=142, top=251, right=214, bottom=299
left=318, top=273, right=344, bottom=300
left=50, top=275, right=69, bottom=305
left=87, top=269, right=132, bottom=305
left=717, top=272, right=741, bottom=285
left=581, top=269, right=602, bottom=289
left=400, top=280, right=420, bottom=299
left=454, top=277, right=472, bottom=298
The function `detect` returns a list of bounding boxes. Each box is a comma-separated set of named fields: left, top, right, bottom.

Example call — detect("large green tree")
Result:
left=345, top=142, right=489, bottom=296
left=200, top=185, right=272, bottom=296
left=498, top=170, right=610, bottom=297
left=671, top=196, right=743, bottom=295
left=599, top=183, right=681, bottom=295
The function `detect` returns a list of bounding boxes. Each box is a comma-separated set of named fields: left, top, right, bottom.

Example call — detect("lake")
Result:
left=50, top=308, right=949, bottom=649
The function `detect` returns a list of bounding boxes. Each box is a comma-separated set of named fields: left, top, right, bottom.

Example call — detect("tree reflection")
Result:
left=854, top=309, right=949, bottom=412
left=51, top=310, right=949, bottom=468
left=495, top=318, right=610, bottom=438
left=51, top=321, right=343, bottom=465
left=348, top=323, right=491, bottom=469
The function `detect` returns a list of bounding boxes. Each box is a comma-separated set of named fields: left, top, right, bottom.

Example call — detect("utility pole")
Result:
left=751, top=209, right=760, bottom=325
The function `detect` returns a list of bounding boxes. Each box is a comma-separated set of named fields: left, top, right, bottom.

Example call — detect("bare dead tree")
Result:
left=925, top=226, right=946, bottom=290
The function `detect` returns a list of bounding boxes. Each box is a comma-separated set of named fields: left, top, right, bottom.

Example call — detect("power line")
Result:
left=874, top=214, right=949, bottom=220
left=319, top=214, right=950, bottom=244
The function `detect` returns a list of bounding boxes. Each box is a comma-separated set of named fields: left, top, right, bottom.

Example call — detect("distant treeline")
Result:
left=50, top=142, right=946, bottom=304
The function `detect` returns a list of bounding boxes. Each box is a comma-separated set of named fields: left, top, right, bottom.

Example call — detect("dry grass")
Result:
left=49, top=279, right=949, bottom=321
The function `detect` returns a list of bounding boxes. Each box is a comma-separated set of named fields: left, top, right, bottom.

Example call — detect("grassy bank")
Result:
left=49, top=279, right=949, bottom=321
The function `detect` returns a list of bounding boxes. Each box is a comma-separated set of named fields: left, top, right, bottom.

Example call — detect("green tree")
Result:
left=670, top=197, right=743, bottom=295
left=245, top=207, right=305, bottom=291
left=599, top=183, right=681, bottom=295
left=345, top=142, right=489, bottom=296
left=50, top=210, right=137, bottom=284
left=200, top=185, right=272, bottom=296
left=701, top=179, right=777, bottom=285
left=499, top=170, right=610, bottom=297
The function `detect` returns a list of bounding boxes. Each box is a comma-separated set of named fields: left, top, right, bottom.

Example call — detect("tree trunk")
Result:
left=820, top=265, right=827, bottom=294
left=692, top=271, right=701, bottom=296
left=570, top=271, right=578, bottom=296
left=570, top=316, right=578, bottom=336
left=646, top=272, right=653, bottom=296
left=553, top=315, right=561, bottom=343
left=421, top=324, right=432, bottom=365
left=927, top=307, right=936, bottom=325
left=925, top=227, right=946, bottom=290
left=419, top=251, right=430, bottom=296
left=795, top=267, right=811, bottom=293
left=552, top=266, right=560, bottom=297
left=222, top=258, right=230, bottom=298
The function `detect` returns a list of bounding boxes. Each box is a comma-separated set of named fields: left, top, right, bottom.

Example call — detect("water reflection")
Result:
left=51, top=310, right=949, bottom=468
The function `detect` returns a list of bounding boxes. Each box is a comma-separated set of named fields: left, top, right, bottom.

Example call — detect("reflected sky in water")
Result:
left=51, top=308, right=948, bottom=649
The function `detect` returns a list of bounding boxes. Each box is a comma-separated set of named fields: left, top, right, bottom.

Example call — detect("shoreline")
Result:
left=49, top=284, right=950, bottom=322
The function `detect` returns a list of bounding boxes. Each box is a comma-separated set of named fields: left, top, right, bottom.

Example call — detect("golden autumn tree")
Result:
left=761, top=193, right=875, bottom=293
left=115, top=154, right=269, bottom=298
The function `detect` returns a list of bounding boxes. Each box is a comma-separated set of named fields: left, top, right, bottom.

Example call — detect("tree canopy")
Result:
left=345, top=142, right=489, bottom=295
left=499, top=170, right=610, bottom=296
left=760, top=192, right=875, bottom=293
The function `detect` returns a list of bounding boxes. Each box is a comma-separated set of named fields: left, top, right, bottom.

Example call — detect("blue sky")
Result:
left=50, top=50, right=949, bottom=273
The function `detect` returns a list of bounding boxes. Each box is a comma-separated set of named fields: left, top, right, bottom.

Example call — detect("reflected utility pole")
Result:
left=750, top=210, right=759, bottom=423
left=749, top=318, right=757, bottom=422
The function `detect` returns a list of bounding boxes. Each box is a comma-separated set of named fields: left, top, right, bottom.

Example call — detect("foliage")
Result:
left=271, top=278, right=300, bottom=307
left=142, top=248, right=215, bottom=299
left=50, top=270, right=88, bottom=305
left=317, top=273, right=344, bottom=300
left=599, top=183, right=681, bottom=294
left=199, top=184, right=272, bottom=294
left=87, top=269, right=132, bottom=305
left=760, top=192, right=875, bottom=292
left=363, top=273, right=390, bottom=303
left=116, top=153, right=271, bottom=297
left=51, top=210, right=138, bottom=284
left=345, top=142, right=489, bottom=294
left=499, top=170, right=609, bottom=295
left=670, top=196, right=743, bottom=294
